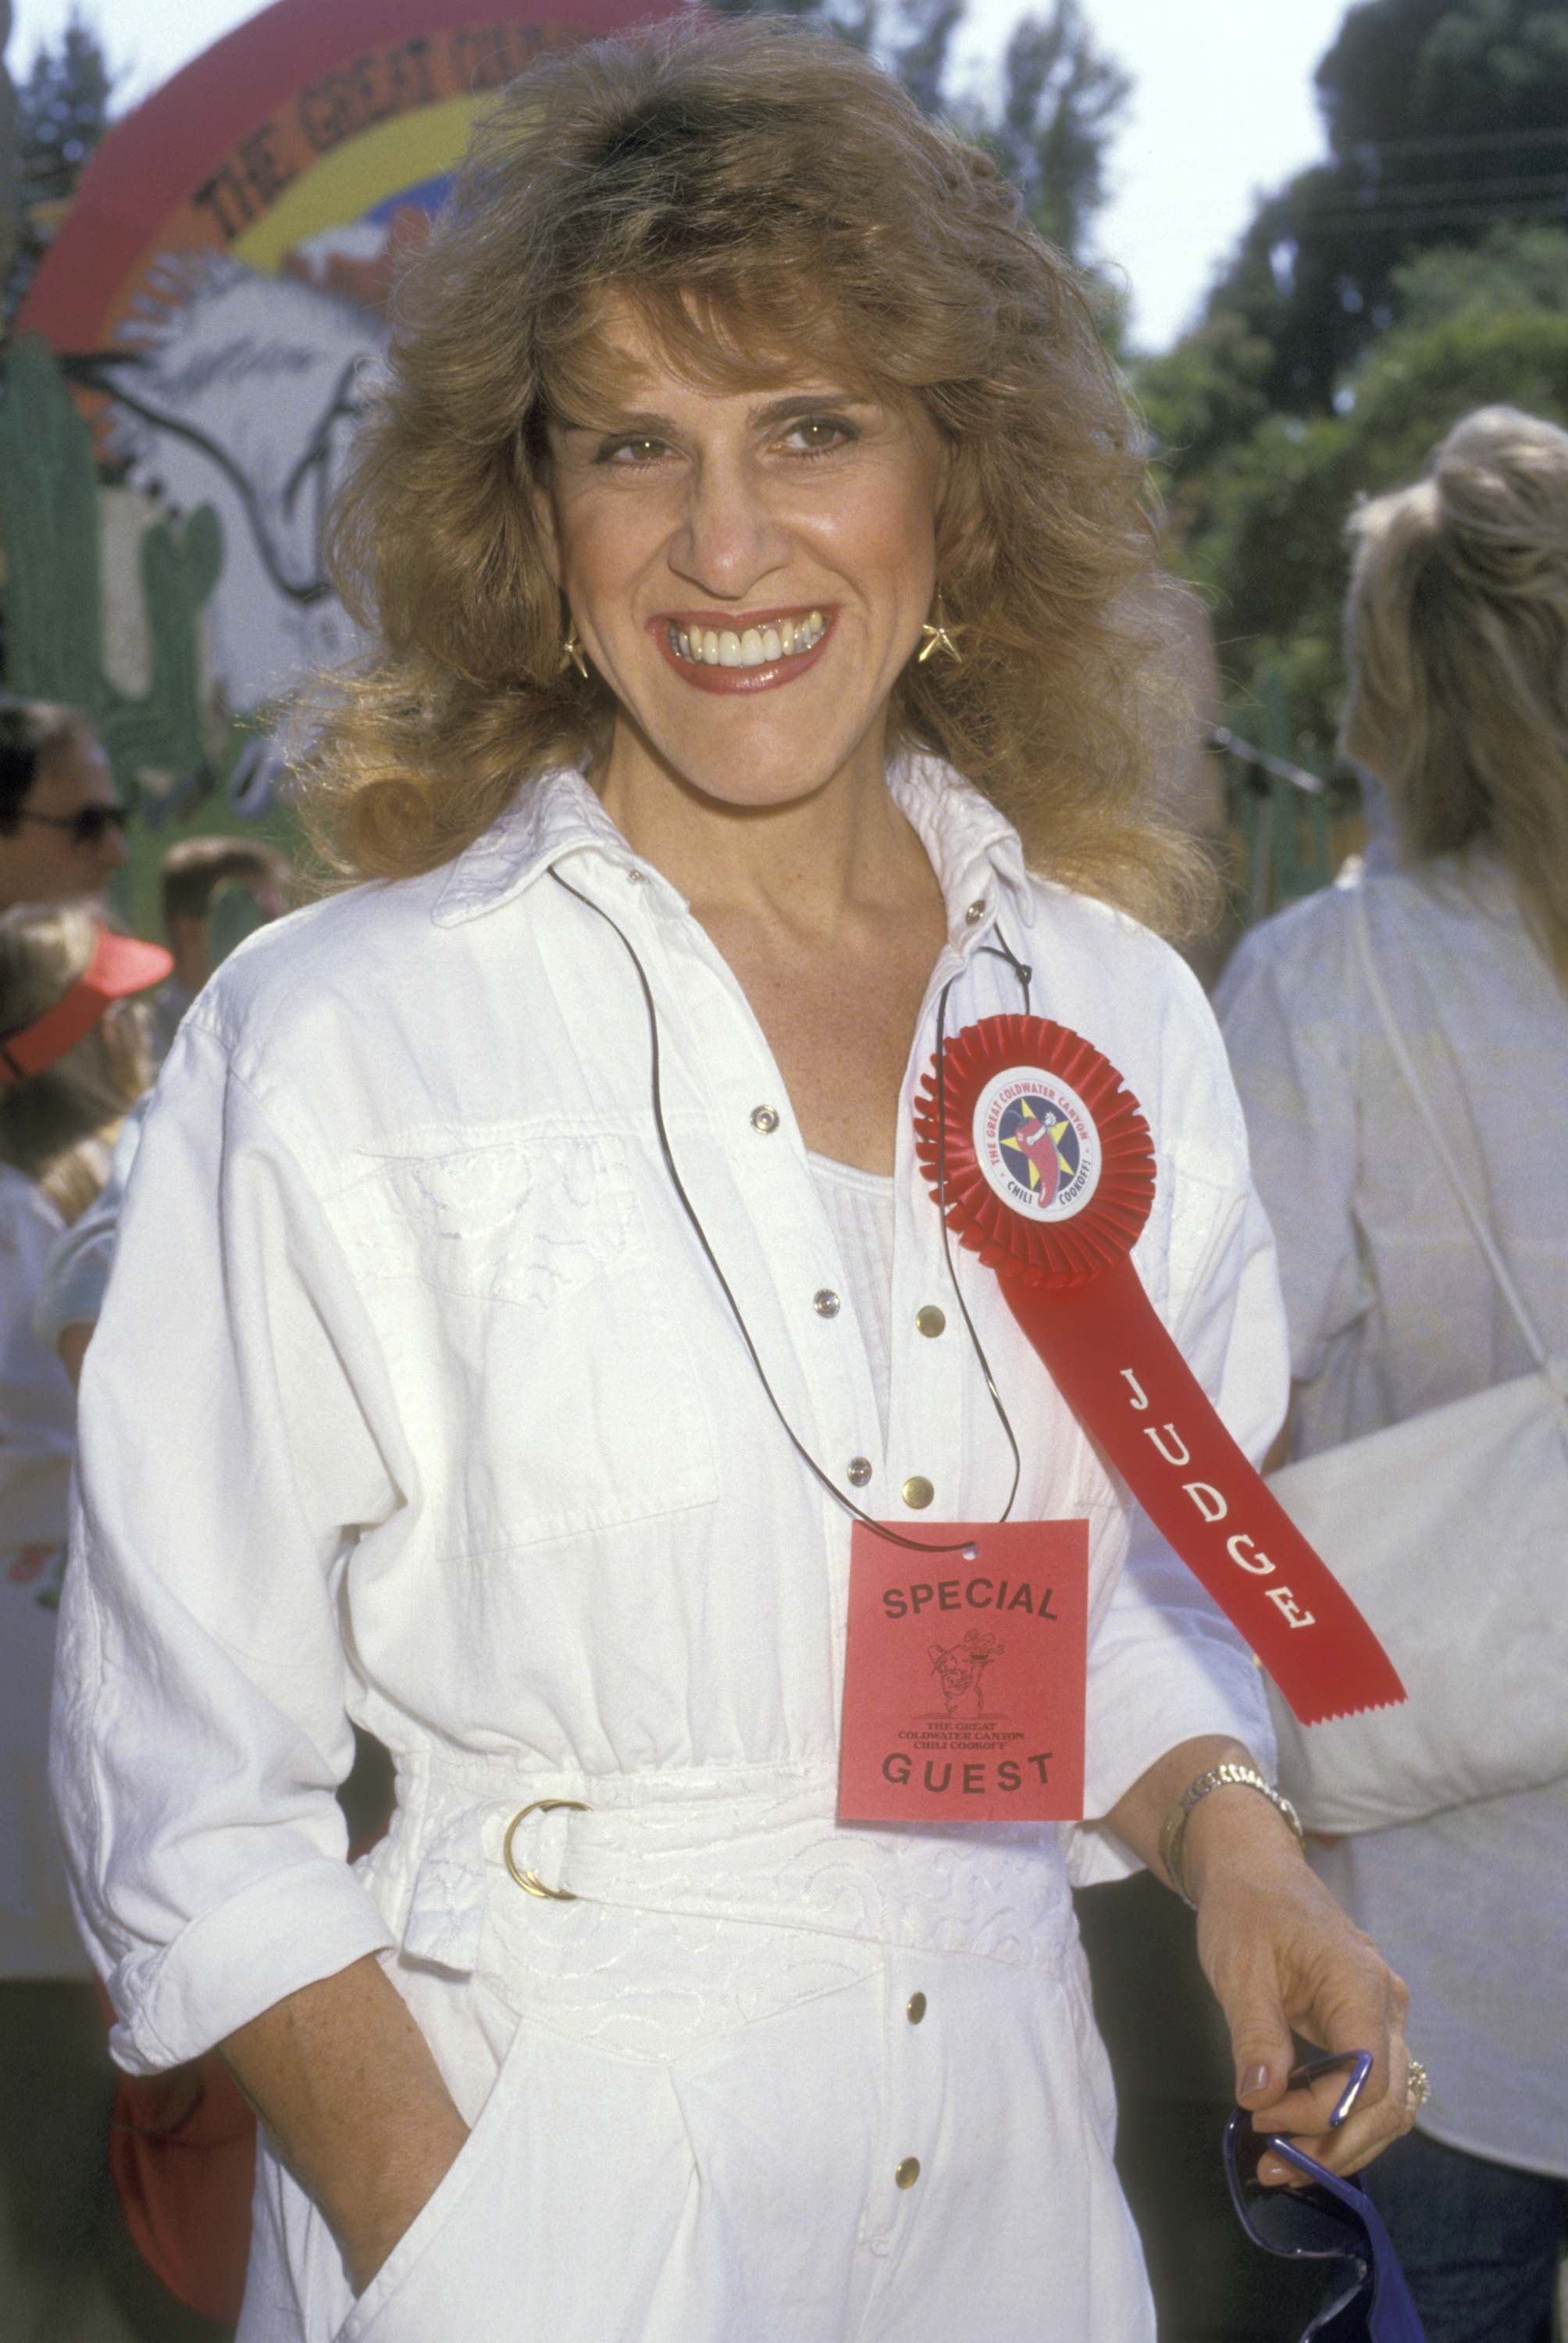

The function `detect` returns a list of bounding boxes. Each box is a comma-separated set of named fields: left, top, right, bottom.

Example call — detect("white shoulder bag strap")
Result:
left=1350, top=885, right=1568, bottom=1410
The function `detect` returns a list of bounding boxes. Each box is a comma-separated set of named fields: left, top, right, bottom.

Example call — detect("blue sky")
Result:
left=8, top=0, right=1355, bottom=350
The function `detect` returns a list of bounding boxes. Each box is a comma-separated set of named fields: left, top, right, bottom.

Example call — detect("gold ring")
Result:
left=502, top=1799, right=591, bottom=1900
left=1406, top=2056, right=1431, bottom=2108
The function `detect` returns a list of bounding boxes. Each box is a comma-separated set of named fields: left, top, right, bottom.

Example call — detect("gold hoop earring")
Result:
left=918, top=590, right=964, bottom=665
left=560, top=623, right=589, bottom=679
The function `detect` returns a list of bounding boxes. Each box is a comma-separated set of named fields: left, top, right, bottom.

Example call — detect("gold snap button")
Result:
left=895, top=2156, right=921, bottom=2188
left=907, top=1992, right=927, bottom=2024
left=813, top=1289, right=841, bottom=1318
left=964, top=900, right=985, bottom=924
left=847, top=1457, right=873, bottom=1487
left=750, top=1105, right=780, bottom=1133
left=914, top=1306, right=946, bottom=1339
left=901, top=1475, right=935, bottom=1510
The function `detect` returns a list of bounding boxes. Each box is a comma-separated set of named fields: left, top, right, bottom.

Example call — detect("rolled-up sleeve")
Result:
left=50, top=1020, right=404, bottom=2074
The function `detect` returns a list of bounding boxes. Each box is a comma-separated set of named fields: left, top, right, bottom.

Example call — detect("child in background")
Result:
left=0, top=902, right=223, bottom=2339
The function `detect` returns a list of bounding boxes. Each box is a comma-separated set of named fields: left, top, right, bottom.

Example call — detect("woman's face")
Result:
left=539, top=305, right=946, bottom=823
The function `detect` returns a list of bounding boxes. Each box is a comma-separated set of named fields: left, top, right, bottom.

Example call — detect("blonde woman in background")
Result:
left=1217, top=406, right=1568, bottom=2342
left=0, top=900, right=189, bottom=2339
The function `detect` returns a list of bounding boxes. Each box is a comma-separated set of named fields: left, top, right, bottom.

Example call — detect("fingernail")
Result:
left=1241, top=2063, right=1270, bottom=2098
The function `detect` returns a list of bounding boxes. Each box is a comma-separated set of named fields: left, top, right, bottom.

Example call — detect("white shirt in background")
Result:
left=1217, top=852, right=1568, bottom=2181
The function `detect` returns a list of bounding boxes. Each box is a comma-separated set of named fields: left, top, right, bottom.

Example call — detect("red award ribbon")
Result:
left=914, top=1015, right=1404, bottom=1726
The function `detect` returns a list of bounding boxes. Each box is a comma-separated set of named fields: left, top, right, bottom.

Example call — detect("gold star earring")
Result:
left=560, top=622, right=589, bottom=679
left=918, top=590, right=964, bottom=665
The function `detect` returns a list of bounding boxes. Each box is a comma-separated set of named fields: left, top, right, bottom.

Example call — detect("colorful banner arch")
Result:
left=3, top=0, right=672, bottom=861
left=21, top=0, right=668, bottom=353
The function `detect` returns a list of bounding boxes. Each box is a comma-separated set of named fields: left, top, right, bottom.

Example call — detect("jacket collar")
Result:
left=432, top=753, right=1035, bottom=947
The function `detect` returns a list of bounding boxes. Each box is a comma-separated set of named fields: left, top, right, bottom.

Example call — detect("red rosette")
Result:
left=914, top=1015, right=1156, bottom=1290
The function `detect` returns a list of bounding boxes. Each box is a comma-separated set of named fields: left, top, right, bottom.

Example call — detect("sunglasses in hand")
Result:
left=1224, top=2052, right=1428, bottom=2343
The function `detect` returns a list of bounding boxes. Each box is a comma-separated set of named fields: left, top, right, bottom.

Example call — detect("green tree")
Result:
left=968, top=2, right=1130, bottom=258
left=707, top=0, right=1129, bottom=266
left=893, top=0, right=967, bottom=116
left=704, top=0, right=878, bottom=55
left=1151, top=224, right=1568, bottom=759
left=1201, top=1, right=1568, bottom=411
left=15, top=5, right=113, bottom=201
left=7, top=5, right=117, bottom=323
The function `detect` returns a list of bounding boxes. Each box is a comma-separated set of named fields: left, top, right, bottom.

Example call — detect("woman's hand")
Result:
left=221, top=1952, right=470, bottom=2293
left=1185, top=1788, right=1413, bottom=2180
left=1107, top=1736, right=1414, bottom=2183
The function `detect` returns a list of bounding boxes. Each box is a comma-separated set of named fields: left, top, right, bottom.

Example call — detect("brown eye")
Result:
left=787, top=418, right=851, bottom=452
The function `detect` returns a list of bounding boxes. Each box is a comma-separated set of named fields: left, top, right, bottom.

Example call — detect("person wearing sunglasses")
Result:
left=0, top=699, right=129, bottom=915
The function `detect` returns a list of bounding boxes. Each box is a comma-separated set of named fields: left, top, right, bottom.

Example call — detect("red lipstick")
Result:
left=649, top=607, right=836, bottom=695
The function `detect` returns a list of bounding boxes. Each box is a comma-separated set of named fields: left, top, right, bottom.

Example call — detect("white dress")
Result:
left=53, top=758, right=1283, bottom=2341
left=0, top=1163, right=85, bottom=1979
left=1217, top=853, right=1568, bottom=2183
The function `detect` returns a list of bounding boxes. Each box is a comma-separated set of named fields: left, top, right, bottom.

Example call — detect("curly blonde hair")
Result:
left=1343, top=405, right=1568, bottom=980
left=0, top=905, right=151, bottom=1223
left=303, top=14, right=1206, bottom=933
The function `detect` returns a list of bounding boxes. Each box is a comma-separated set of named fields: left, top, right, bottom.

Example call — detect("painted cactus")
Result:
left=0, top=335, right=222, bottom=808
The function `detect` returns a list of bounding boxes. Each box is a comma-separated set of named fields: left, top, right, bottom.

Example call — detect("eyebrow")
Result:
left=554, top=388, right=874, bottom=437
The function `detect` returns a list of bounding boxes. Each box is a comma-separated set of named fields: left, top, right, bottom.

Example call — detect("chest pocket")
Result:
left=340, top=1122, right=720, bottom=1552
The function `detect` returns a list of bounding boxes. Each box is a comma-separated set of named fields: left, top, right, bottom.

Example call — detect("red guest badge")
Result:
left=838, top=1521, right=1088, bottom=1823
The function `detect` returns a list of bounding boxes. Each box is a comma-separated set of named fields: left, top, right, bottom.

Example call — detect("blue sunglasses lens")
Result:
left=1226, top=2115, right=1374, bottom=2263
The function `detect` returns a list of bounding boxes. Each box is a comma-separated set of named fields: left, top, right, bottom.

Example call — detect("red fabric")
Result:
left=1004, top=1259, right=1406, bottom=1726
left=914, top=1013, right=1404, bottom=1727
left=0, top=929, right=173, bottom=1085
left=109, top=2059, right=256, bottom=2326
left=90, top=1976, right=255, bottom=2324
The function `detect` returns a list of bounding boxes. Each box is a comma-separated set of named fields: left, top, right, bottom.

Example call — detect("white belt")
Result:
left=374, top=1757, right=1074, bottom=1982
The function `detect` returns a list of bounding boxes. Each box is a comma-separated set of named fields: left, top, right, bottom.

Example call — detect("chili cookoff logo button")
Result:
left=973, top=1068, right=1102, bottom=1223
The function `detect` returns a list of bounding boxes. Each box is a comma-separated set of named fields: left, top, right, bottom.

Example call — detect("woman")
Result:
left=53, top=23, right=1413, bottom=2341
left=1217, top=406, right=1568, bottom=2339
left=0, top=900, right=176, bottom=2330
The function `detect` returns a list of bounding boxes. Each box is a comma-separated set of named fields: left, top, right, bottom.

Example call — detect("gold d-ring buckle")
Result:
left=502, top=1799, right=592, bottom=1900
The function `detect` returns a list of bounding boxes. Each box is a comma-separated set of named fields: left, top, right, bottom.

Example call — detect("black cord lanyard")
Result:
left=549, top=864, right=1032, bottom=1556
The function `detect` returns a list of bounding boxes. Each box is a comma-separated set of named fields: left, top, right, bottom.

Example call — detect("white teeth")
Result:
left=668, top=614, right=828, bottom=665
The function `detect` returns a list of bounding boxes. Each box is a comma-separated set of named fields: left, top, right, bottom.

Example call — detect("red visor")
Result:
left=0, top=927, right=173, bottom=1086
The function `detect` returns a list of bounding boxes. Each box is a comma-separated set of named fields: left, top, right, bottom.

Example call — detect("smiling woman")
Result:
left=537, top=322, right=949, bottom=863
left=307, top=20, right=1204, bottom=929
left=52, top=20, right=1416, bottom=2343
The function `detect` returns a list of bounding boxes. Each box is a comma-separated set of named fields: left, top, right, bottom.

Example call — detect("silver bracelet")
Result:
left=1157, top=1763, right=1306, bottom=1910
